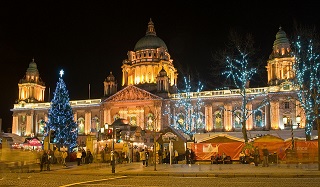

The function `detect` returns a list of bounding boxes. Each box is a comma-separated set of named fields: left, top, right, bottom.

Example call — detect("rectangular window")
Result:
left=284, top=102, right=289, bottom=109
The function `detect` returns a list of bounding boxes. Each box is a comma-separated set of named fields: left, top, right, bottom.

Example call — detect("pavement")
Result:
left=46, top=161, right=320, bottom=178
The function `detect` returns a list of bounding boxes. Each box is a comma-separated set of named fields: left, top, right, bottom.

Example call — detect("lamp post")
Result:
left=110, top=118, right=129, bottom=174
left=153, top=128, right=157, bottom=171
left=111, top=124, right=115, bottom=173
left=283, top=115, right=301, bottom=150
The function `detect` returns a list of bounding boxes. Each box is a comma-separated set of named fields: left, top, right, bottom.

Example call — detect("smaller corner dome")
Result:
left=134, top=18, right=168, bottom=51
left=106, top=72, right=115, bottom=81
left=159, top=67, right=167, bottom=76
left=273, top=26, right=290, bottom=46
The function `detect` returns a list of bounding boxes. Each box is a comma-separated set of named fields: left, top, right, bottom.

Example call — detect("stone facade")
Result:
left=11, top=22, right=306, bottom=147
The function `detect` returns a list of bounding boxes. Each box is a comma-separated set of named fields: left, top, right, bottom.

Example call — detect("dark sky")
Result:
left=0, top=1, right=319, bottom=132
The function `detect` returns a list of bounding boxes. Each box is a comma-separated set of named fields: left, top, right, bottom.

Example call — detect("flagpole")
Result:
left=89, top=84, right=91, bottom=99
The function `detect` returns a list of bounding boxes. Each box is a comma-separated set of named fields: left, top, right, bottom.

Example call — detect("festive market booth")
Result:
left=194, top=134, right=245, bottom=161
left=23, top=137, right=42, bottom=151
left=252, top=134, right=287, bottom=162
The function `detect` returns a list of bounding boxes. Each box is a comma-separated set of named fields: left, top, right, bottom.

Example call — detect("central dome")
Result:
left=134, top=19, right=168, bottom=51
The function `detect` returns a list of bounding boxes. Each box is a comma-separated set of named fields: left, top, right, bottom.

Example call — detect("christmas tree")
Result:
left=45, top=70, right=78, bottom=150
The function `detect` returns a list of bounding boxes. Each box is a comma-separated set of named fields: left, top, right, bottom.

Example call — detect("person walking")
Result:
left=174, top=150, right=179, bottom=164
left=40, top=150, right=48, bottom=172
left=140, top=149, right=146, bottom=166
left=254, top=146, right=260, bottom=166
left=221, top=152, right=227, bottom=164
left=54, top=149, right=61, bottom=164
left=61, top=150, right=68, bottom=167
left=86, top=149, right=93, bottom=164
left=185, top=148, right=191, bottom=164
left=81, top=149, right=87, bottom=164
left=158, top=149, right=163, bottom=164
left=145, top=149, right=149, bottom=167
left=77, top=149, right=82, bottom=166
left=46, top=150, right=52, bottom=171
left=163, top=148, right=168, bottom=164
left=262, top=145, right=269, bottom=167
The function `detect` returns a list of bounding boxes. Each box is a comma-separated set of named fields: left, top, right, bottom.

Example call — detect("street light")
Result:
left=296, top=115, right=301, bottom=127
left=283, top=116, right=301, bottom=150
left=109, top=118, right=129, bottom=174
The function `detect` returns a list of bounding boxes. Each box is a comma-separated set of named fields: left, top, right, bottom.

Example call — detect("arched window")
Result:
left=233, top=110, right=242, bottom=129
left=77, top=117, right=85, bottom=134
left=146, top=113, right=154, bottom=130
left=91, top=116, right=99, bottom=133
left=177, top=114, right=185, bottom=128
left=213, top=111, right=223, bottom=129
left=254, top=110, right=263, bottom=128
left=38, top=119, right=46, bottom=135
left=129, top=115, right=137, bottom=126
left=195, top=112, right=205, bottom=131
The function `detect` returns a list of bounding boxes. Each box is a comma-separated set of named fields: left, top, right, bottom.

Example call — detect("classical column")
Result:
left=173, top=107, right=176, bottom=128
left=156, top=105, right=161, bottom=130
left=139, top=106, right=144, bottom=129
left=265, top=104, right=270, bottom=130
left=35, top=114, right=38, bottom=135
left=73, top=113, right=77, bottom=121
left=205, top=105, right=212, bottom=131
left=85, top=111, right=91, bottom=134
left=26, top=111, right=34, bottom=136
left=104, top=108, right=111, bottom=124
left=12, top=114, right=19, bottom=135
left=247, top=104, right=253, bottom=130
left=270, top=101, right=280, bottom=129
left=224, top=103, right=232, bottom=131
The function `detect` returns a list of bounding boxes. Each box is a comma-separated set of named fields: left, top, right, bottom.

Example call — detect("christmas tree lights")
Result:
left=44, top=70, right=78, bottom=150
left=222, top=49, right=269, bottom=142
left=164, top=76, right=204, bottom=139
left=292, top=35, right=320, bottom=140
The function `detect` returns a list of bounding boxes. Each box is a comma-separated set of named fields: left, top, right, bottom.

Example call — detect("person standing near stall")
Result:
left=262, top=145, right=269, bottom=167
left=61, top=150, right=68, bottom=167
left=76, top=149, right=82, bottom=166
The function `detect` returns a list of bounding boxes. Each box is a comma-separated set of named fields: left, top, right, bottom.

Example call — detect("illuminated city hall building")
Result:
left=11, top=20, right=307, bottom=146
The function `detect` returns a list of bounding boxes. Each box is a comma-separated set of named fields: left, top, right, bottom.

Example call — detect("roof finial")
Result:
left=146, top=18, right=156, bottom=36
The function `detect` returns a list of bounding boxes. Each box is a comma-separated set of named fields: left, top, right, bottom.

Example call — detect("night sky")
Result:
left=0, top=1, right=319, bottom=132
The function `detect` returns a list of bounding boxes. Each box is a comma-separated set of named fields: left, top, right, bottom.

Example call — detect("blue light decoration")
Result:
left=292, top=35, right=320, bottom=140
left=222, top=49, right=269, bottom=142
left=164, top=76, right=204, bottom=139
left=44, top=69, right=78, bottom=150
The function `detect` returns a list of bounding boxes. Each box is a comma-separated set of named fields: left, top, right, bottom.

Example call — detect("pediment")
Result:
left=104, top=85, right=162, bottom=102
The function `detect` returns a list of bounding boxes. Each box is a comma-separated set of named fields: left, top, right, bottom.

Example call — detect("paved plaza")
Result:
left=43, top=161, right=320, bottom=178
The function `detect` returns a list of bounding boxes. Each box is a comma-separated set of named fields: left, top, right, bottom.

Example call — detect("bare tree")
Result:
left=291, top=24, right=320, bottom=169
left=291, top=25, right=320, bottom=140
left=164, top=75, right=204, bottom=140
left=213, top=30, right=269, bottom=142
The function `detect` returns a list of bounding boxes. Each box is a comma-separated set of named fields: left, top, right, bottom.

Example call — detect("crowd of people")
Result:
left=76, top=148, right=93, bottom=166
left=36, top=144, right=270, bottom=171
left=39, top=147, right=93, bottom=171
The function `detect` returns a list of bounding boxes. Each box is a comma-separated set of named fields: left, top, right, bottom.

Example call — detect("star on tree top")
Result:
left=60, top=69, right=64, bottom=77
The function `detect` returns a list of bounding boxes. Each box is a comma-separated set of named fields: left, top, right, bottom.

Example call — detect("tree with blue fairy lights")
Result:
left=45, top=69, right=78, bottom=150
left=216, top=31, right=269, bottom=142
left=164, top=76, right=204, bottom=140
left=291, top=25, right=320, bottom=142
